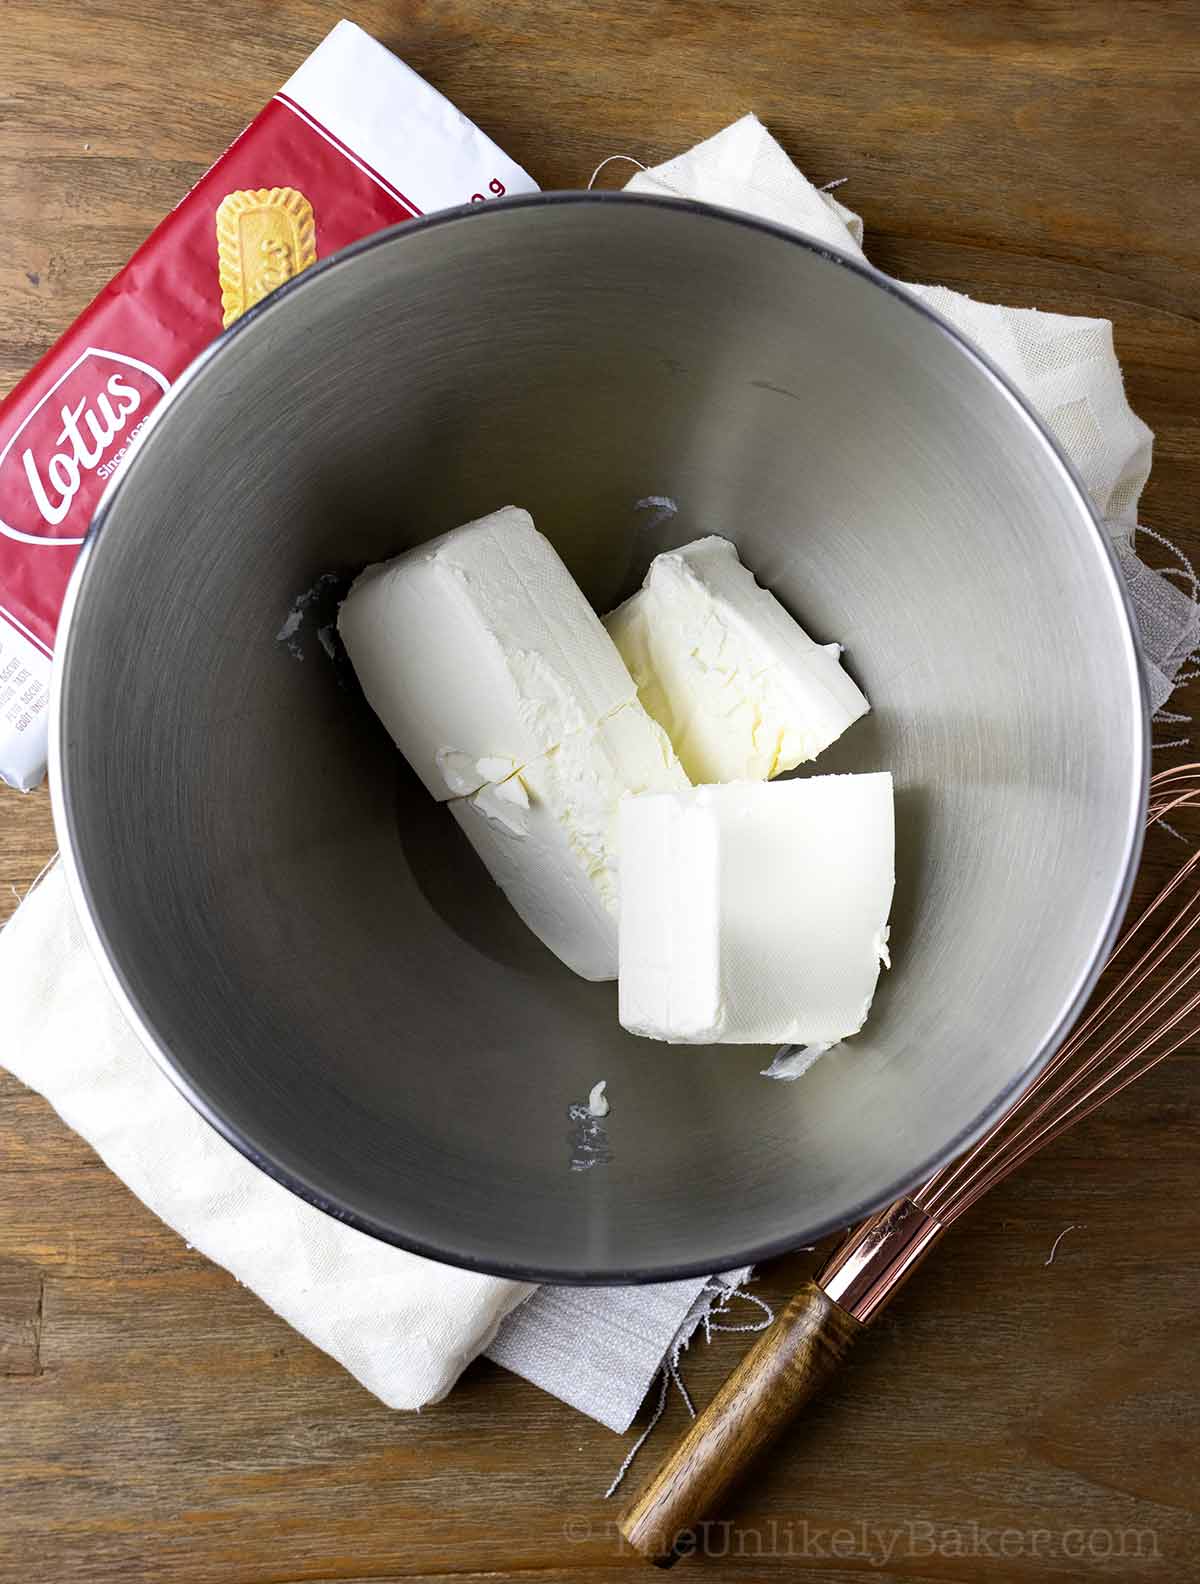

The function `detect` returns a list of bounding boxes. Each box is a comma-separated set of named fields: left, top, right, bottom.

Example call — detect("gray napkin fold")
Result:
left=487, top=1267, right=753, bottom=1432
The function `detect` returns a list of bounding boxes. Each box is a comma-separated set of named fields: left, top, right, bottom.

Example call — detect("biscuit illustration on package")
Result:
left=215, top=187, right=317, bottom=327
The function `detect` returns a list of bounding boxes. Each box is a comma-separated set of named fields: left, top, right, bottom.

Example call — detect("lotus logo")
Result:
left=0, top=347, right=171, bottom=547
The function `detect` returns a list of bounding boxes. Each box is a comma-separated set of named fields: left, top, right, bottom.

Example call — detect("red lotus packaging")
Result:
left=0, top=18, right=537, bottom=790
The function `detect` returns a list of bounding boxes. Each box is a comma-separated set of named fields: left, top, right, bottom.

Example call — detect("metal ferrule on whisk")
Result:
left=818, top=1197, right=946, bottom=1323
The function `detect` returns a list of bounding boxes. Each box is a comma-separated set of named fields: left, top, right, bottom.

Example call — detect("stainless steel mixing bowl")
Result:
left=51, top=193, right=1147, bottom=1282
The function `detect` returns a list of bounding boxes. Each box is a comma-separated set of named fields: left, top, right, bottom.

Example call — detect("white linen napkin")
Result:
left=0, top=865, right=534, bottom=1408
left=1, top=114, right=1192, bottom=1432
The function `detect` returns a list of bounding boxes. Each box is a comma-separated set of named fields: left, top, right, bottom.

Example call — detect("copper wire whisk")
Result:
left=622, top=764, right=1200, bottom=1567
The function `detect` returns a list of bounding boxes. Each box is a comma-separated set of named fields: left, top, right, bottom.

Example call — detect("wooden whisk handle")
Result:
left=619, top=1200, right=944, bottom=1567
left=618, top=1281, right=863, bottom=1566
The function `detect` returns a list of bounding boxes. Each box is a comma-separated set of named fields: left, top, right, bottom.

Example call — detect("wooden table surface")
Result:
left=2, top=3, right=1198, bottom=1580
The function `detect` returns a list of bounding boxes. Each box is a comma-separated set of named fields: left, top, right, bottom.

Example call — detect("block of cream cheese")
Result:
left=618, top=773, right=894, bottom=1044
left=450, top=701, right=689, bottom=980
left=339, top=507, right=637, bottom=800
left=604, top=536, right=869, bottom=784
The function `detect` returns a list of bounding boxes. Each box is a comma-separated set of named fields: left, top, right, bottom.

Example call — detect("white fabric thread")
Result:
left=602, top=1329, right=699, bottom=1499
left=587, top=153, right=648, bottom=189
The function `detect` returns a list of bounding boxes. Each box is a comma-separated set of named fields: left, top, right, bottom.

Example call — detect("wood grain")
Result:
left=0, top=1260, right=42, bottom=1376
left=1, top=2, right=1198, bottom=1581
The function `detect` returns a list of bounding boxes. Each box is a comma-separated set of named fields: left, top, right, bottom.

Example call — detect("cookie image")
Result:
left=216, top=187, right=317, bottom=328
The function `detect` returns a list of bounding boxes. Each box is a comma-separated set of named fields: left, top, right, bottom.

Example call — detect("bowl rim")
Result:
left=50, top=189, right=1150, bottom=1284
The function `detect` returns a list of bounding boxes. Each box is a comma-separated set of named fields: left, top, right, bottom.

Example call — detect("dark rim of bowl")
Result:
left=49, top=191, right=1150, bottom=1285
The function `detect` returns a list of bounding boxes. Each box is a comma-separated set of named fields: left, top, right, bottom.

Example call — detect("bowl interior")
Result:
left=53, top=195, right=1145, bottom=1281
